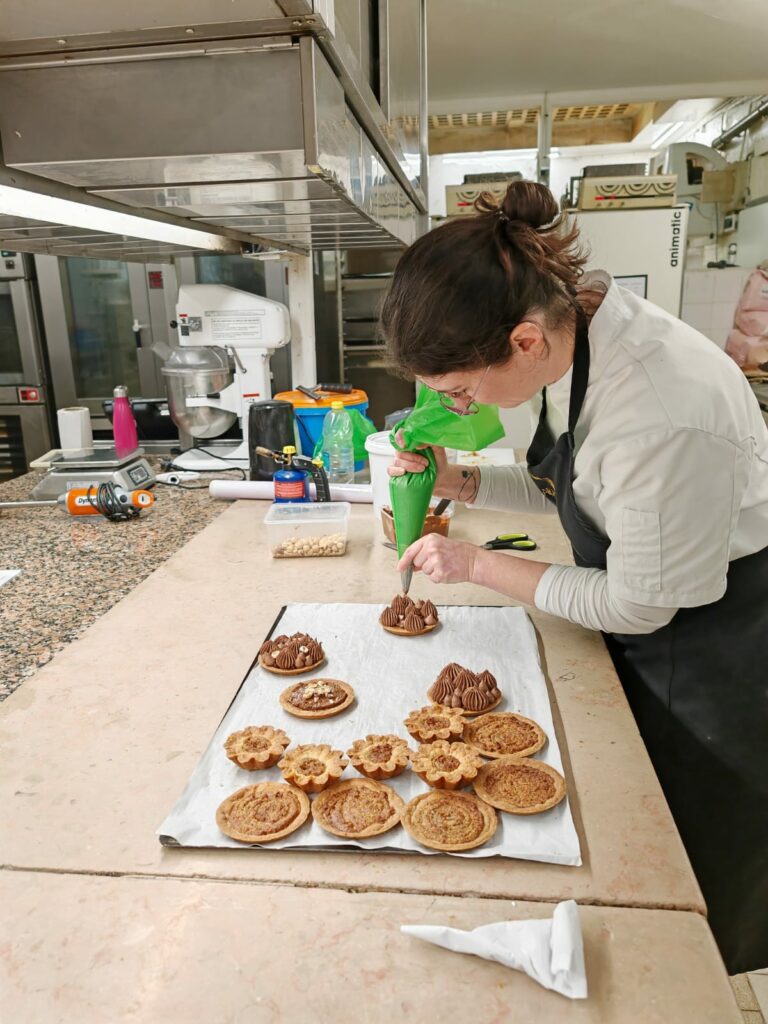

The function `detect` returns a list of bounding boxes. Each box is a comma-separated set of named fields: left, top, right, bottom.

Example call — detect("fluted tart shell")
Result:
left=224, top=725, right=291, bottom=770
left=312, top=778, right=404, bottom=838
left=473, top=757, right=566, bottom=815
left=279, top=679, right=355, bottom=719
left=404, top=704, right=466, bottom=743
left=402, top=790, right=497, bottom=851
left=463, top=712, right=547, bottom=759
left=216, top=782, right=310, bottom=843
left=278, top=743, right=348, bottom=793
left=347, top=734, right=413, bottom=780
left=411, top=740, right=484, bottom=790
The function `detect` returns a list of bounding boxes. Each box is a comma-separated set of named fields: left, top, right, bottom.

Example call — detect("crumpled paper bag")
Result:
left=401, top=899, right=587, bottom=999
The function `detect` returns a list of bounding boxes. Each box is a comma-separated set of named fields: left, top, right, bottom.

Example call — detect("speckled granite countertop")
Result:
left=0, top=470, right=229, bottom=700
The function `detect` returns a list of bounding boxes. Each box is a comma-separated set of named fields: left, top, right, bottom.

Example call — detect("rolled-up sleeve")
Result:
left=469, top=465, right=556, bottom=514
left=533, top=427, right=751, bottom=633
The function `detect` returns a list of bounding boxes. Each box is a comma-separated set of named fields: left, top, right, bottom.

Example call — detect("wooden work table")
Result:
left=1, top=498, right=740, bottom=1022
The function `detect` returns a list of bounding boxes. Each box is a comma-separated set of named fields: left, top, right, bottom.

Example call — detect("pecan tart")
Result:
left=279, top=678, right=355, bottom=719
left=347, top=734, right=412, bottom=780
left=278, top=743, right=348, bottom=793
left=473, top=756, right=566, bottom=815
left=259, top=632, right=325, bottom=674
left=411, top=740, right=484, bottom=790
left=312, top=778, right=404, bottom=839
left=216, top=782, right=310, bottom=843
left=402, top=790, right=497, bottom=851
left=379, top=596, right=439, bottom=636
left=427, top=664, right=502, bottom=714
left=224, top=725, right=291, bottom=770
left=404, top=703, right=466, bottom=743
left=463, top=712, right=546, bottom=759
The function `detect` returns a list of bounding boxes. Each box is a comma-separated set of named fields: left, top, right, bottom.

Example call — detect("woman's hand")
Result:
left=397, top=533, right=479, bottom=585
left=387, top=430, right=461, bottom=499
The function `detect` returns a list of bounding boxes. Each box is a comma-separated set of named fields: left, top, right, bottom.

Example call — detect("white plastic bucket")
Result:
left=364, top=430, right=396, bottom=518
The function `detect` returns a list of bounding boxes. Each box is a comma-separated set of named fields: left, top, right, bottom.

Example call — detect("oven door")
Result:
left=0, top=397, right=51, bottom=482
left=0, top=278, right=43, bottom=388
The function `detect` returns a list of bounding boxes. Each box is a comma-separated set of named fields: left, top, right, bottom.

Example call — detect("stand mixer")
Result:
left=163, top=284, right=290, bottom=470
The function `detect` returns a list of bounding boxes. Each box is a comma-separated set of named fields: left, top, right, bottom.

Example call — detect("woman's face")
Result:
left=419, top=320, right=566, bottom=410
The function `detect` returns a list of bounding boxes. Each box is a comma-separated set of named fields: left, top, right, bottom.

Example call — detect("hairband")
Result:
left=497, top=210, right=510, bottom=223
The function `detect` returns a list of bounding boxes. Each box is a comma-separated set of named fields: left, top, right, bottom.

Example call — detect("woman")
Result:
left=381, top=180, right=768, bottom=974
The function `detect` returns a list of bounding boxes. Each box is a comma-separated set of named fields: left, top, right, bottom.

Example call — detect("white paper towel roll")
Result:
left=208, top=480, right=373, bottom=503
left=57, top=407, right=93, bottom=453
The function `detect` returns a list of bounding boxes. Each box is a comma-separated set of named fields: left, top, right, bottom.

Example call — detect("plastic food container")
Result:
left=380, top=499, right=454, bottom=546
left=264, top=501, right=351, bottom=558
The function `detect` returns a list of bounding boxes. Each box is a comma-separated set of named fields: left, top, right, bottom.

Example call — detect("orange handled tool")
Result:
left=0, top=484, right=155, bottom=520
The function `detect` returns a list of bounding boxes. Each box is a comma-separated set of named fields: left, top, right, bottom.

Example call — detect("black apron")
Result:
left=526, top=309, right=768, bottom=974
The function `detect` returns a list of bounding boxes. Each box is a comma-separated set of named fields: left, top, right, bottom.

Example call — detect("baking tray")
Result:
left=158, top=603, right=582, bottom=864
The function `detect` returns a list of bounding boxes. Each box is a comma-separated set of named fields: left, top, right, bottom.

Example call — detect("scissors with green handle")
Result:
left=482, top=533, right=538, bottom=551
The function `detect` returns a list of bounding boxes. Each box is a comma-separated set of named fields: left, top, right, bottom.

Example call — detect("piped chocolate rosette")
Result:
left=379, top=595, right=439, bottom=636
left=259, top=632, right=325, bottom=674
left=427, top=663, right=502, bottom=715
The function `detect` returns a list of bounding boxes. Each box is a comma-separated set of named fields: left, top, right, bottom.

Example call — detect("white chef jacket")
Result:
left=470, top=270, right=768, bottom=634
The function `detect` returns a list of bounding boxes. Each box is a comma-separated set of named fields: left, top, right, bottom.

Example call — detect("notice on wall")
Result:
left=615, top=274, right=648, bottom=299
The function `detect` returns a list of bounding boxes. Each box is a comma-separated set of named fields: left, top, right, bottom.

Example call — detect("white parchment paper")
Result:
left=158, top=603, right=581, bottom=865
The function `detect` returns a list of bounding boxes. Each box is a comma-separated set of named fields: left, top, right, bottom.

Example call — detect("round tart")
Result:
left=347, top=734, right=412, bottom=780
left=224, top=725, right=291, bottom=770
left=402, top=790, right=497, bottom=851
left=216, top=782, right=310, bottom=843
left=473, top=756, right=566, bottom=815
left=279, top=678, right=355, bottom=719
left=404, top=704, right=466, bottom=743
left=463, top=712, right=547, bottom=759
left=411, top=740, right=484, bottom=790
left=379, top=596, right=439, bottom=637
left=278, top=743, right=348, bottom=793
left=259, top=632, right=325, bottom=675
left=427, top=664, right=503, bottom=714
left=312, top=778, right=404, bottom=839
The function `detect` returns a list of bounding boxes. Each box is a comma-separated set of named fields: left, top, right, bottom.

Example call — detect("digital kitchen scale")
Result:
left=29, top=448, right=156, bottom=500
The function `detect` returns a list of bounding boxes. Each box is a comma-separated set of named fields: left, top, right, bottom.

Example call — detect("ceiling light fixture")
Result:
left=0, top=185, right=241, bottom=252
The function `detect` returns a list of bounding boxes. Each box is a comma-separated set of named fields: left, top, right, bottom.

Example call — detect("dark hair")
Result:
left=380, top=180, right=587, bottom=378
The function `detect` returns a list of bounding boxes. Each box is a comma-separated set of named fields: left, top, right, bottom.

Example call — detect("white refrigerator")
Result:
left=573, top=206, right=689, bottom=316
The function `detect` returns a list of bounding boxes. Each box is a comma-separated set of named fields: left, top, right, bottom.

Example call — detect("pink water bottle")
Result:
left=112, top=385, right=139, bottom=457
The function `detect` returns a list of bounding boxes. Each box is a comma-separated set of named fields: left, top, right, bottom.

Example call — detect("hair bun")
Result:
left=500, top=180, right=559, bottom=230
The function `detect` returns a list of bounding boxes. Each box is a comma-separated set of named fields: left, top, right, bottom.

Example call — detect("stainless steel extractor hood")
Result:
left=0, top=2, right=427, bottom=259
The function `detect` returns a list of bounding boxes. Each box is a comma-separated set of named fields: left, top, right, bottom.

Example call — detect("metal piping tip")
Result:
left=400, top=563, right=413, bottom=595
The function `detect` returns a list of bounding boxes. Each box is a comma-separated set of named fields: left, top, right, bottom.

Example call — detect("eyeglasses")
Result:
left=437, top=365, right=491, bottom=417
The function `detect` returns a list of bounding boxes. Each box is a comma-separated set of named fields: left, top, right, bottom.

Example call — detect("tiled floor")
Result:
left=731, top=971, right=768, bottom=1023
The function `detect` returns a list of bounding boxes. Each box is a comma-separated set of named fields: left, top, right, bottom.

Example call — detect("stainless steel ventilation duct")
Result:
left=0, top=3, right=426, bottom=259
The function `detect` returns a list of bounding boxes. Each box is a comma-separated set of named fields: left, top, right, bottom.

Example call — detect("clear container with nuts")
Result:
left=264, top=501, right=351, bottom=558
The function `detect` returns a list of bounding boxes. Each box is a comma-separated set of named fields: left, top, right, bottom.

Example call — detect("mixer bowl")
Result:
left=162, top=346, right=238, bottom=439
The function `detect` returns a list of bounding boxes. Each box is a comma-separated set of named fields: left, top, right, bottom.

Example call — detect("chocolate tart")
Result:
left=279, top=678, right=355, bottom=719
left=404, top=704, right=466, bottom=743
left=259, top=632, right=325, bottom=675
left=381, top=621, right=439, bottom=638
left=216, top=782, right=310, bottom=843
left=379, top=596, right=439, bottom=637
left=224, top=725, right=291, bottom=770
left=278, top=743, right=348, bottom=793
left=463, top=712, right=547, bottom=759
left=427, top=664, right=503, bottom=715
left=411, top=740, right=484, bottom=790
left=347, top=734, right=412, bottom=780
left=312, top=778, right=404, bottom=839
left=473, top=756, right=566, bottom=815
left=402, top=790, right=497, bottom=851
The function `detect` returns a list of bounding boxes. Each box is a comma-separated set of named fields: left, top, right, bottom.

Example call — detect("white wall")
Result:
left=680, top=267, right=750, bottom=348
left=734, top=203, right=768, bottom=269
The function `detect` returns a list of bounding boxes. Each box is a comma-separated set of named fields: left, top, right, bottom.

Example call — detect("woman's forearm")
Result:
left=470, top=547, right=551, bottom=606
left=433, top=464, right=481, bottom=502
